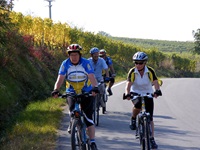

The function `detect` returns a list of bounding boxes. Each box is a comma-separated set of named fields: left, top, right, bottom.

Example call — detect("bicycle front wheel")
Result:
left=93, top=95, right=100, bottom=126
left=141, top=117, right=151, bottom=150
left=102, top=93, right=107, bottom=114
left=93, top=98, right=96, bottom=125
left=95, top=95, right=100, bottom=126
left=71, top=119, right=83, bottom=150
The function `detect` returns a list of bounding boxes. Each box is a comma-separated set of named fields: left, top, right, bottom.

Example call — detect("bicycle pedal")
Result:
left=135, top=133, right=139, bottom=139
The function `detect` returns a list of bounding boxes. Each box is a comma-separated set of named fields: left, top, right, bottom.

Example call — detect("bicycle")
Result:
left=123, top=93, right=153, bottom=150
left=93, top=81, right=108, bottom=126
left=61, top=92, right=91, bottom=150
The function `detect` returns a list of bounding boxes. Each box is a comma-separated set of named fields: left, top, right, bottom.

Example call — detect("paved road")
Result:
left=56, top=78, right=200, bottom=150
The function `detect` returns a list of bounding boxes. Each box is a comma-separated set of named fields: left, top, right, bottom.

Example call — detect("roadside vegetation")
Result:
left=1, top=2, right=200, bottom=149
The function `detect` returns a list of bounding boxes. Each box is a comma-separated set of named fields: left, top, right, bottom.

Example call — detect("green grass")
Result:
left=1, top=79, right=126, bottom=150
left=1, top=98, right=66, bottom=150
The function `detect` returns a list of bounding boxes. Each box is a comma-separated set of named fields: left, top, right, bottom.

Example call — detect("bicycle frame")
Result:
left=93, top=81, right=107, bottom=126
left=62, top=92, right=91, bottom=150
left=123, top=93, right=153, bottom=150
left=133, top=93, right=153, bottom=150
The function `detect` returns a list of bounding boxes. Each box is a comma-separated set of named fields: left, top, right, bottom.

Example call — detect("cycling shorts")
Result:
left=67, top=95, right=94, bottom=127
left=131, top=92, right=154, bottom=121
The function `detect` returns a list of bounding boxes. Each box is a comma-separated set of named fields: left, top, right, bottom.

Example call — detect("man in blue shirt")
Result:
left=99, top=49, right=116, bottom=96
left=88, top=47, right=110, bottom=113
left=88, top=47, right=110, bottom=83
left=51, top=44, right=99, bottom=150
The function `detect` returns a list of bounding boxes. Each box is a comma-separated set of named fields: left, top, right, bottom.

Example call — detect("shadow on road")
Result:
left=56, top=109, right=200, bottom=150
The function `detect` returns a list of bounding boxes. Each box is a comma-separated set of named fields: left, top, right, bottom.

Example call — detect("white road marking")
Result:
left=112, top=81, right=126, bottom=88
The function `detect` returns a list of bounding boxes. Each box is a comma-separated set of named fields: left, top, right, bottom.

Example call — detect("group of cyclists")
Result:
left=51, top=44, right=162, bottom=150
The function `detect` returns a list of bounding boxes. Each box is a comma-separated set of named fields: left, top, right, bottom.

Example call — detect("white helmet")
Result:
left=132, top=52, right=148, bottom=61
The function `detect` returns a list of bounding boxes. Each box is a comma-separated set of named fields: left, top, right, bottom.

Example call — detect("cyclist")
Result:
left=51, top=44, right=99, bottom=150
left=124, top=51, right=162, bottom=149
left=99, top=49, right=116, bottom=96
left=88, top=47, right=110, bottom=113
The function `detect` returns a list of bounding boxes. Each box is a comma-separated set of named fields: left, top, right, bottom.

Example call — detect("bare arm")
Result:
left=109, top=64, right=115, bottom=75
left=105, top=68, right=110, bottom=78
left=152, top=80, right=160, bottom=91
left=152, top=80, right=161, bottom=98
left=53, top=74, right=65, bottom=91
left=88, top=73, right=98, bottom=96
left=88, top=73, right=98, bottom=87
left=125, top=81, right=132, bottom=94
left=125, top=81, right=132, bottom=98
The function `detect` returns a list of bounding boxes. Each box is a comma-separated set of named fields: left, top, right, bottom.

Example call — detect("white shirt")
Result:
left=130, top=66, right=154, bottom=94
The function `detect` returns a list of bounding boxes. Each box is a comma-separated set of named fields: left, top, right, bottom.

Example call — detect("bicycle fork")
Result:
left=80, top=114, right=89, bottom=144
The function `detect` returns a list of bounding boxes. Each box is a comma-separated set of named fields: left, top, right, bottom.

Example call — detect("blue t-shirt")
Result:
left=88, top=57, right=108, bottom=82
left=58, top=57, right=94, bottom=94
left=104, top=56, right=113, bottom=66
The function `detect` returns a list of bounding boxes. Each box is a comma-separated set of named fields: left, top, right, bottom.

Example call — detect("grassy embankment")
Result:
left=1, top=77, right=124, bottom=150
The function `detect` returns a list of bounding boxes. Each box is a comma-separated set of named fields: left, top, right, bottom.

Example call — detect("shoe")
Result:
left=90, top=142, right=98, bottom=150
left=129, top=118, right=136, bottom=130
left=150, top=137, right=158, bottom=149
left=107, top=88, right=113, bottom=96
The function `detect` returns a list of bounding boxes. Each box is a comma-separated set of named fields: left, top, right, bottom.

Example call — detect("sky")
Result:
left=12, top=0, right=200, bottom=42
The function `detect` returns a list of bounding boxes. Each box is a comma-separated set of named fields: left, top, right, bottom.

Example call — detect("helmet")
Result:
left=99, top=49, right=106, bottom=56
left=67, top=44, right=82, bottom=54
left=89, top=47, right=99, bottom=54
left=132, top=52, right=148, bottom=61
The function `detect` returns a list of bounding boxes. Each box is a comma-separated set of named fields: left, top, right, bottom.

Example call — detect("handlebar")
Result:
left=59, top=92, right=92, bottom=99
left=123, top=93, right=154, bottom=101
left=98, top=81, right=105, bottom=85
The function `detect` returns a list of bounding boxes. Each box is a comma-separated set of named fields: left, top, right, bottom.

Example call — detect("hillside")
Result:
left=110, top=36, right=195, bottom=52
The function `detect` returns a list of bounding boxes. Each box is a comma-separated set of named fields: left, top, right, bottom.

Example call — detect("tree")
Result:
left=0, top=0, right=14, bottom=10
left=193, top=29, right=200, bottom=54
left=0, top=0, right=15, bottom=46
left=97, top=31, right=111, bottom=37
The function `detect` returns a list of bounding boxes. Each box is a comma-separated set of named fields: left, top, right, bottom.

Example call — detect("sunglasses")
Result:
left=135, top=62, right=144, bottom=65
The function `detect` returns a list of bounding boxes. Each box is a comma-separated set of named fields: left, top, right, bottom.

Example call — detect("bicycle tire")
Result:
left=86, top=139, right=91, bottom=150
left=93, top=98, right=96, bottom=125
left=102, top=93, right=107, bottom=114
left=142, top=117, right=151, bottom=150
left=138, top=120, right=143, bottom=148
left=96, top=95, right=100, bottom=126
left=71, top=119, right=82, bottom=150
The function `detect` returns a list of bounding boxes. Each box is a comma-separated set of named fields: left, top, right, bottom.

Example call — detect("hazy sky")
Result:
left=13, top=0, right=200, bottom=41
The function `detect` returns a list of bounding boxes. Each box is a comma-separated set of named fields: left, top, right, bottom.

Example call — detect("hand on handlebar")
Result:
left=104, top=77, right=110, bottom=83
left=154, top=89, right=162, bottom=98
left=91, top=87, right=99, bottom=96
left=51, top=89, right=60, bottom=98
left=112, top=73, right=116, bottom=77
left=123, top=93, right=131, bottom=100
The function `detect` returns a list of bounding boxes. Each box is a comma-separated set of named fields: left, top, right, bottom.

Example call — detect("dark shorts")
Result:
left=67, top=95, right=94, bottom=127
left=131, top=92, right=154, bottom=121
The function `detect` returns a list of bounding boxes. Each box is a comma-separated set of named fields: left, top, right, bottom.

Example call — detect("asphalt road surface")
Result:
left=56, top=78, right=200, bottom=150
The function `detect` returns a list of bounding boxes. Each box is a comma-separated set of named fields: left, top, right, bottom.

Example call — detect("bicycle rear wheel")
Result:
left=71, top=119, right=83, bottom=150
